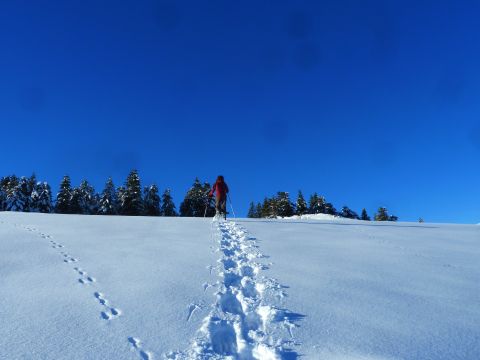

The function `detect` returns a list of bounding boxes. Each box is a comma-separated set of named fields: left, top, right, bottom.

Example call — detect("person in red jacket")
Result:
left=209, top=175, right=229, bottom=216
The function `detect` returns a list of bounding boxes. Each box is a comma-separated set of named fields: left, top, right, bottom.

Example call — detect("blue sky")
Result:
left=1, top=0, right=479, bottom=223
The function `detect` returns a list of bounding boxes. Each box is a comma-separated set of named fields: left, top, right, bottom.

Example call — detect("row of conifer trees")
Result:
left=0, top=171, right=218, bottom=217
left=247, top=191, right=398, bottom=221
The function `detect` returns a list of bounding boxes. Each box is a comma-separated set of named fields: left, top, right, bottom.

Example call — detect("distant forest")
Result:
left=0, top=171, right=398, bottom=221
left=247, top=191, right=398, bottom=221
left=0, top=171, right=217, bottom=217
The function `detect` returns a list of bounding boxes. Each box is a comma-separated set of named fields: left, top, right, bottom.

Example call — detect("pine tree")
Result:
left=144, top=184, right=161, bottom=216
left=160, top=189, right=177, bottom=216
left=388, top=215, right=398, bottom=222
left=24, top=173, right=37, bottom=211
left=180, top=178, right=214, bottom=217
left=98, top=178, right=118, bottom=215
left=34, top=182, right=53, bottom=213
left=259, top=196, right=278, bottom=218
left=418, top=217, right=424, bottom=223
left=69, top=187, right=83, bottom=214
left=247, top=202, right=257, bottom=218
left=309, top=193, right=327, bottom=214
left=116, top=186, right=126, bottom=212
left=120, top=170, right=144, bottom=216
left=360, top=208, right=370, bottom=221
left=76, top=180, right=97, bottom=214
left=324, top=201, right=337, bottom=215
left=276, top=192, right=294, bottom=217
left=339, top=206, right=359, bottom=219
left=296, top=191, right=308, bottom=215
left=56, top=175, right=73, bottom=214
left=374, top=207, right=389, bottom=221
left=0, top=177, right=9, bottom=210
left=0, top=185, right=5, bottom=211
left=255, top=202, right=262, bottom=218
left=260, top=197, right=270, bottom=218
left=7, top=177, right=31, bottom=212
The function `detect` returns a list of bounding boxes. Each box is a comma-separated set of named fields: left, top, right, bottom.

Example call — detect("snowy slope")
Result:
left=0, top=213, right=479, bottom=360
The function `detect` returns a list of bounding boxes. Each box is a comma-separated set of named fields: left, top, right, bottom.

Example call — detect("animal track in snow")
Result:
left=63, top=256, right=78, bottom=263
left=94, top=292, right=108, bottom=306
left=79, top=276, right=96, bottom=284
left=128, top=337, right=154, bottom=360
left=101, top=307, right=121, bottom=320
left=94, top=292, right=121, bottom=320
left=50, top=240, right=64, bottom=249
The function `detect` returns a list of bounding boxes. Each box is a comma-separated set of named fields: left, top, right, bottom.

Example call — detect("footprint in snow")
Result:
left=94, top=292, right=108, bottom=306
left=101, top=307, right=121, bottom=320
left=79, top=276, right=96, bottom=284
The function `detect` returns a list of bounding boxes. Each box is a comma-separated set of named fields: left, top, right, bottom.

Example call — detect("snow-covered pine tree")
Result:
left=339, top=206, right=359, bottom=219
left=6, top=177, right=31, bottom=212
left=143, top=184, right=161, bottom=216
left=116, top=186, right=126, bottom=213
left=247, top=202, right=257, bottom=218
left=374, top=207, right=389, bottom=221
left=69, top=187, right=83, bottom=214
left=308, top=193, right=318, bottom=214
left=35, top=182, right=53, bottom=213
left=30, top=184, right=40, bottom=212
left=324, top=201, right=337, bottom=216
left=309, top=193, right=327, bottom=214
left=360, top=208, right=371, bottom=221
left=388, top=215, right=398, bottom=222
left=23, top=173, right=37, bottom=211
left=56, top=175, right=73, bottom=214
left=120, top=170, right=144, bottom=216
left=296, top=190, right=308, bottom=215
left=98, top=178, right=118, bottom=215
left=0, top=177, right=8, bottom=210
left=259, top=196, right=278, bottom=218
left=276, top=192, right=294, bottom=218
left=0, top=185, right=5, bottom=211
left=77, top=180, right=97, bottom=214
left=180, top=178, right=214, bottom=217
left=160, top=189, right=177, bottom=216
left=202, top=181, right=215, bottom=217
left=91, top=193, right=100, bottom=215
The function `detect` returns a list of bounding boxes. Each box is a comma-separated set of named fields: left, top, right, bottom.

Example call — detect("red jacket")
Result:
left=209, top=180, right=229, bottom=199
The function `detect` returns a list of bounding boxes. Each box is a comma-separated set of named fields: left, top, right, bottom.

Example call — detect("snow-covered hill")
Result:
left=0, top=212, right=479, bottom=359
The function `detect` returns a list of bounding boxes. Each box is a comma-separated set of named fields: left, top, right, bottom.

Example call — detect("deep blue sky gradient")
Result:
left=1, top=1, right=479, bottom=222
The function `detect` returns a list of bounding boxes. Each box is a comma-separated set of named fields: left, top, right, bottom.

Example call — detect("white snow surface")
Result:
left=280, top=213, right=339, bottom=221
left=0, top=212, right=479, bottom=360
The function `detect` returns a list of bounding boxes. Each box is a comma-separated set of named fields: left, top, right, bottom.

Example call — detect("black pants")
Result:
left=215, top=196, right=227, bottom=214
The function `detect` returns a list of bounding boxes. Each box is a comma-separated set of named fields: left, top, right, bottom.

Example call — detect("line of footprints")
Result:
left=14, top=222, right=152, bottom=360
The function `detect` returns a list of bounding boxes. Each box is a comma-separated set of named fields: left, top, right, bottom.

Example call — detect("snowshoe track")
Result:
left=167, top=220, right=303, bottom=359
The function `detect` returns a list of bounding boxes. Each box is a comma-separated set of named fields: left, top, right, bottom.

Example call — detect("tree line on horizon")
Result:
left=0, top=171, right=219, bottom=217
left=247, top=191, right=398, bottom=221
left=0, top=171, right=399, bottom=221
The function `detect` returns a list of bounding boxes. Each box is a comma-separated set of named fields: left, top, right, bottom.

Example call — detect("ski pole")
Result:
left=227, top=194, right=236, bottom=218
left=203, top=201, right=208, bottom=217
left=204, top=194, right=210, bottom=217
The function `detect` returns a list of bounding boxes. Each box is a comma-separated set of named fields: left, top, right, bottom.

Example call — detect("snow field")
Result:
left=1, top=212, right=479, bottom=360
